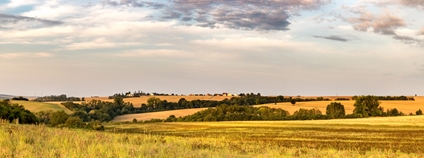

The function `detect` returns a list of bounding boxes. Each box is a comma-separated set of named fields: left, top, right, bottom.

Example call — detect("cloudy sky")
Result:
left=1, top=0, right=424, bottom=97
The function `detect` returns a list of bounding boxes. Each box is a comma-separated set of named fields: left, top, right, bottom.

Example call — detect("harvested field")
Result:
left=113, top=108, right=209, bottom=122
left=104, top=116, right=424, bottom=157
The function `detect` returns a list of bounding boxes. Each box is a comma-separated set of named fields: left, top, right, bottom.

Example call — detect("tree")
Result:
left=386, top=108, right=400, bottom=116
left=416, top=109, right=423, bottom=115
left=290, top=100, right=296, bottom=106
left=113, top=97, right=124, bottom=106
left=326, top=102, right=345, bottom=118
left=65, top=116, right=84, bottom=128
left=50, top=111, right=69, bottom=126
left=132, top=118, right=138, bottom=123
left=353, top=95, right=382, bottom=117
left=147, top=97, right=161, bottom=109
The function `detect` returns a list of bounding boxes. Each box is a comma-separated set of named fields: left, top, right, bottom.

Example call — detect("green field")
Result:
left=10, top=101, right=73, bottom=114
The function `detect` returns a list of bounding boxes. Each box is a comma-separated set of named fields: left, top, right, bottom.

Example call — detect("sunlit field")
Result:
left=10, top=101, right=73, bottom=114
left=2, top=116, right=424, bottom=157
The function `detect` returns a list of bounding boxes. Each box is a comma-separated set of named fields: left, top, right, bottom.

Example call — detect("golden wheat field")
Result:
left=113, top=97, right=424, bottom=122
left=2, top=116, right=424, bottom=157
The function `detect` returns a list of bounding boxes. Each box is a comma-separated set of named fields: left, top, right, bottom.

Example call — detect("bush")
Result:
left=386, top=108, right=400, bottom=116
left=65, top=116, right=84, bottom=128
left=50, top=111, right=69, bottom=126
left=416, top=109, right=423, bottom=115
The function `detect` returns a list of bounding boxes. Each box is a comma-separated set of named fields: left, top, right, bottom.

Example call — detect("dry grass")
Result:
left=113, top=97, right=424, bottom=122
left=10, top=101, right=73, bottom=114
left=85, top=96, right=233, bottom=107
left=3, top=116, right=424, bottom=157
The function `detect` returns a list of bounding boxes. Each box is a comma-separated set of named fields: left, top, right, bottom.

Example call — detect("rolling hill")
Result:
left=113, top=97, right=424, bottom=122
left=10, top=100, right=73, bottom=114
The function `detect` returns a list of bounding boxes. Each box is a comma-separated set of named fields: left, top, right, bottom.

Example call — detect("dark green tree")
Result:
left=353, top=95, right=382, bottom=117
left=290, top=100, right=296, bottom=105
left=326, top=102, right=345, bottom=118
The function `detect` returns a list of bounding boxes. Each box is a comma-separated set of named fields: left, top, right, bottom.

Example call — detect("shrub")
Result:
left=65, top=116, right=84, bottom=128
left=386, top=108, right=400, bottom=116
left=416, top=109, right=423, bottom=115
left=50, top=111, right=69, bottom=126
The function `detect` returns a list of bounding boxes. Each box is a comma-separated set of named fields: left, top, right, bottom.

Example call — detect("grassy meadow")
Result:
left=2, top=116, right=424, bottom=157
left=10, top=101, right=73, bottom=114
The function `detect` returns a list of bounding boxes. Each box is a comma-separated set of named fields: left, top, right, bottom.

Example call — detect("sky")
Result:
left=0, top=0, right=424, bottom=97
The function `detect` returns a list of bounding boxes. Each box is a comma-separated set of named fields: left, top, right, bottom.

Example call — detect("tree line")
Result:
left=34, top=94, right=83, bottom=102
left=352, top=95, right=414, bottom=101
left=108, top=90, right=176, bottom=99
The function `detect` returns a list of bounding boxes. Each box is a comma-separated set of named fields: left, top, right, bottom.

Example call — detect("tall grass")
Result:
left=2, top=117, right=424, bottom=157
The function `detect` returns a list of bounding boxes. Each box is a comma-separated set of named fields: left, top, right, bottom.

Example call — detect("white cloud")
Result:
left=2, top=0, right=41, bottom=9
left=63, top=38, right=141, bottom=50
left=116, top=49, right=190, bottom=58
left=0, top=52, right=53, bottom=59
left=418, top=27, right=424, bottom=35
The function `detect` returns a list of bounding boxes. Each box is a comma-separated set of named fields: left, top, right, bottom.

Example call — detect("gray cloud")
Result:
left=163, top=0, right=330, bottom=31
left=392, top=35, right=424, bottom=46
left=0, top=13, right=63, bottom=29
left=106, top=0, right=330, bottom=31
left=313, top=35, right=349, bottom=42
left=399, top=0, right=424, bottom=9
left=104, top=0, right=165, bottom=9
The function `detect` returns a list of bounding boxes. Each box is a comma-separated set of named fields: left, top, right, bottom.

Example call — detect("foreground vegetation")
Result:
left=2, top=116, right=424, bottom=157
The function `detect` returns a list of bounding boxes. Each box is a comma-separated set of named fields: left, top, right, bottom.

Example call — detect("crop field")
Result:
left=113, top=97, right=424, bottom=122
left=10, top=101, right=73, bottom=114
left=85, top=96, right=233, bottom=107
left=108, top=116, right=424, bottom=156
left=113, top=108, right=209, bottom=122
left=2, top=116, right=424, bottom=157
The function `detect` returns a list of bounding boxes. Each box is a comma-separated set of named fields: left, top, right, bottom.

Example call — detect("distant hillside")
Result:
left=0, top=94, right=13, bottom=99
